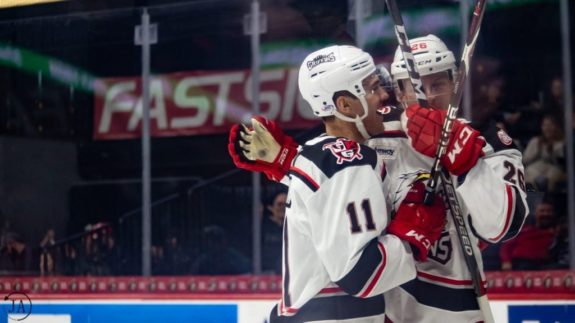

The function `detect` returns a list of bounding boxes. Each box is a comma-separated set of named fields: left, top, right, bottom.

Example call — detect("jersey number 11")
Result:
left=346, top=199, right=376, bottom=234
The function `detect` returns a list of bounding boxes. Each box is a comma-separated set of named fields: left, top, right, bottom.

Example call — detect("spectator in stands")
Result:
left=0, top=232, right=33, bottom=272
left=499, top=200, right=557, bottom=270
left=151, top=245, right=165, bottom=275
left=481, top=244, right=502, bottom=272
left=39, top=228, right=56, bottom=276
left=0, top=217, right=11, bottom=252
left=471, top=57, right=505, bottom=128
left=523, top=114, right=566, bottom=192
left=530, top=76, right=565, bottom=118
left=102, top=232, right=123, bottom=275
left=81, top=223, right=113, bottom=275
left=163, top=232, right=191, bottom=275
left=62, top=242, right=78, bottom=275
left=546, top=215, right=569, bottom=269
left=261, top=190, right=287, bottom=274
left=502, top=77, right=566, bottom=148
left=191, top=225, right=250, bottom=275
left=469, top=57, right=526, bottom=151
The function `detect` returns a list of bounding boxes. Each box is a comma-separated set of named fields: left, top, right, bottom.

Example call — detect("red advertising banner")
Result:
left=93, top=68, right=321, bottom=140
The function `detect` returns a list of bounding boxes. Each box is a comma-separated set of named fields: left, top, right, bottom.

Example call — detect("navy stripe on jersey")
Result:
left=282, top=220, right=291, bottom=308
left=476, top=120, right=518, bottom=152
left=335, top=238, right=384, bottom=296
left=299, top=137, right=378, bottom=179
left=269, top=294, right=385, bottom=322
left=471, top=186, right=527, bottom=244
left=289, top=167, right=319, bottom=192
left=371, top=130, right=408, bottom=139
left=500, top=186, right=527, bottom=241
left=400, top=278, right=479, bottom=312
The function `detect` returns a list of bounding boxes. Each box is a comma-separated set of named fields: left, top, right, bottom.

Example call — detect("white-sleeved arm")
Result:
left=456, top=130, right=529, bottom=243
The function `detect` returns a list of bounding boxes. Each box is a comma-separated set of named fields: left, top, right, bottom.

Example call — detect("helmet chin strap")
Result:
left=333, top=96, right=371, bottom=140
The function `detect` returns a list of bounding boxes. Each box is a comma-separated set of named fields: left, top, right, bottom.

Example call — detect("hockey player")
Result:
left=229, top=45, right=446, bottom=322
left=228, top=35, right=529, bottom=322
left=376, top=34, right=529, bottom=322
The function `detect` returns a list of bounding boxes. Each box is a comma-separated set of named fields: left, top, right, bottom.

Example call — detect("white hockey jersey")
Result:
left=368, top=108, right=529, bottom=323
left=269, top=135, right=417, bottom=322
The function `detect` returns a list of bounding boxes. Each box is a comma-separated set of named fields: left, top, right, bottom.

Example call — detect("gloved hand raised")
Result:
left=405, top=105, right=485, bottom=175
left=227, top=116, right=298, bottom=181
left=387, top=176, right=447, bottom=261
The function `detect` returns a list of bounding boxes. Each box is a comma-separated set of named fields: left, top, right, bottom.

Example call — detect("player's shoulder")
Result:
left=373, top=105, right=408, bottom=138
left=379, top=105, right=404, bottom=123
left=297, top=135, right=378, bottom=178
left=474, top=120, right=519, bottom=153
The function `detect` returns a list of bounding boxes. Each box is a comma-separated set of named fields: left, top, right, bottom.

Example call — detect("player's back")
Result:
left=271, top=134, right=415, bottom=322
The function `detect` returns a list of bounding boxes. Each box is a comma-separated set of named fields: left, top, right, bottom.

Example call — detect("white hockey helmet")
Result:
left=390, top=34, right=457, bottom=83
left=298, top=45, right=376, bottom=118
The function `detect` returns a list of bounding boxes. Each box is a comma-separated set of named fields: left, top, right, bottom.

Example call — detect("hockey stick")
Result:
left=384, top=0, right=428, bottom=108
left=424, top=0, right=487, bottom=204
left=383, top=1, right=494, bottom=322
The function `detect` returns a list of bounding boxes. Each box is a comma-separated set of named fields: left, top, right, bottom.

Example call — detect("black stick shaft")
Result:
left=384, top=0, right=428, bottom=107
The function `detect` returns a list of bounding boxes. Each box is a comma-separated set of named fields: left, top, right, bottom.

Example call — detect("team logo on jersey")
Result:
left=307, top=52, right=335, bottom=70
left=378, top=106, right=392, bottom=115
left=497, top=129, right=513, bottom=146
left=428, top=231, right=452, bottom=265
left=322, top=138, right=363, bottom=164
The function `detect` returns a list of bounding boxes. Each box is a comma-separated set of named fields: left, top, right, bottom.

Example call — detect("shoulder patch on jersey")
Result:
left=497, top=129, right=513, bottom=146
left=477, top=120, right=518, bottom=152
left=300, top=137, right=378, bottom=178
left=322, top=138, right=363, bottom=164
left=378, top=105, right=404, bottom=123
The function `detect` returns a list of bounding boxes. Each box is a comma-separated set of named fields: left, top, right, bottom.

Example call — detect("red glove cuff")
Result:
left=441, top=121, right=485, bottom=175
left=387, top=179, right=446, bottom=262
left=266, top=144, right=298, bottom=181
left=387, top=219, right=433, bottom=261
left=227, top=119, right=298, bottom=182
left=406, top=105, right=485, bottom=175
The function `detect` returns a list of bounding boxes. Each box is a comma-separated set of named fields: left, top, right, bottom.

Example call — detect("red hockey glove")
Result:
left=227, top=116, right=298, bottom=182
left=387, top=177, right=446, bottom=261
left=405, top=105, right=485, bottom=175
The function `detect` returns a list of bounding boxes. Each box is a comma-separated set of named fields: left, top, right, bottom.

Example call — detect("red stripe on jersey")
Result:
left=381, top=163, right=387, bottom=181
left=280, top=286, right=347, bottom=315
left=282, top=221, right=291, bottom=309
left=283, top=307, right=298, bottom=314
left=417, top=271, right=486, bottom=287
left=358, top=242, right=387, bottom=298
left=488, top=184, right=514, bottom=242
left=319, top=287, right=343, bottom=294
left=290, top=166, right=320, bottom=190
left=279, top=299, right=298, bottom=315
